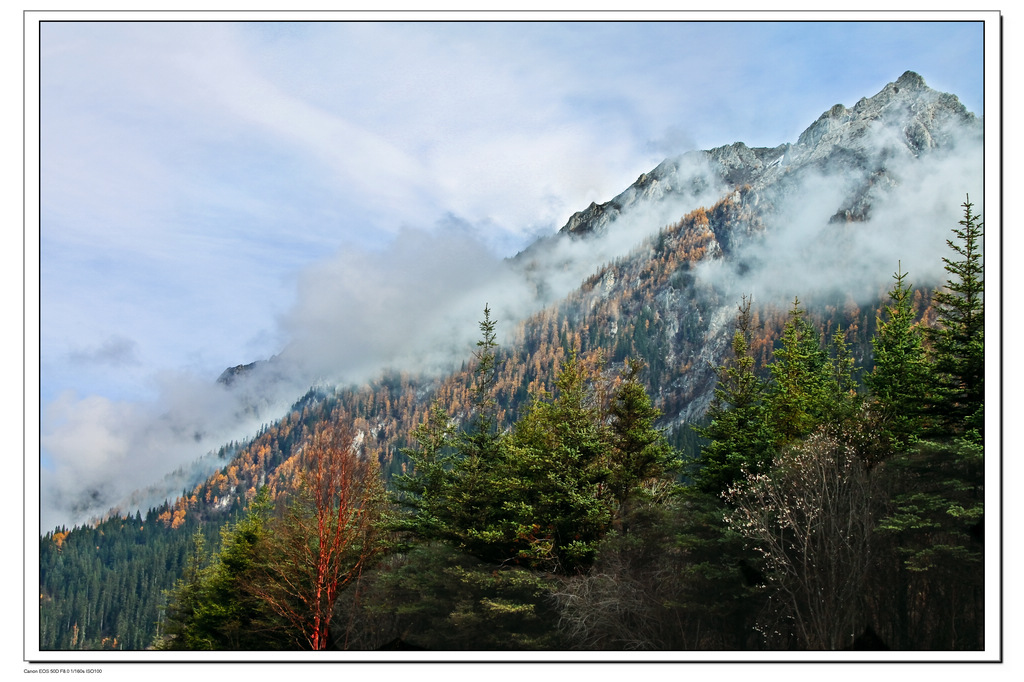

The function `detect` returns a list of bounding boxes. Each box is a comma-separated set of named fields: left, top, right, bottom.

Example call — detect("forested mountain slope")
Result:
left=39, top=71, right=985, bottom=652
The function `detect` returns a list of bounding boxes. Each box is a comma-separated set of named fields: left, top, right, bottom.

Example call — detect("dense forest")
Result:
left=39, top=197, right=985, bottom=652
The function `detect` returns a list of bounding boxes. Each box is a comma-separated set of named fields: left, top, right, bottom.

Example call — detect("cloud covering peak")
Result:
left=35, top=19, right=988, bottom=530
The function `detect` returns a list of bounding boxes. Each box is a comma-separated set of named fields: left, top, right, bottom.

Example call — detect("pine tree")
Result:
left=767, top=297, right=833, bottom=445
left=821, top=323, right=864, bottom=427
left=870, top=200, right=986, bottom=649
left=867, top=263, right=930, bottom=446
left=469, top=303, right=499, bottom=433
left=393, top=401, right=459, bottom=542
left=505, top=352, right=612, bottom=573
left=693, top=296, right=775, bottom=495
left=605, top=358, right=682, bottom=518
left=394, top=307, right=524, bottom=565
left=155, top=531, right=211, bottom=649
left=449, top=304, right=515, bottom=559
left=154, top=488, right=293, bottom=650
left=926, top=196, right=984, bottom=438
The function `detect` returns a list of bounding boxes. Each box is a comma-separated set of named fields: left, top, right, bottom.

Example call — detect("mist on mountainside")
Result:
left=39, top=72, right=984, bottom=532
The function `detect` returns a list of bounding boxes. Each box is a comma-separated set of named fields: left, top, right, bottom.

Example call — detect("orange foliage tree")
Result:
left=251, top=421, right=389, bottom=650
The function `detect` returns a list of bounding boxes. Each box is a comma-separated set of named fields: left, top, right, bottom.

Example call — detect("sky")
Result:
left=32, top=15, right=990, bottom=531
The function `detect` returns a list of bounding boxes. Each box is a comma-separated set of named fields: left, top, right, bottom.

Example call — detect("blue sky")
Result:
left=34, top=16, right=989, bottom=529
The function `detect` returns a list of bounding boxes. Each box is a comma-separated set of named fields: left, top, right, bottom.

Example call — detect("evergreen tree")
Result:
left=867, top=263, right=930, bottom=446
left=469, top=303, right=500, bottom=433
left=767, top=297, right=834, bottom=445
left=505, top=352, right=612, bottom=573
left=868, top=200, right=986, bottom=649
left=334, top=543, right=564, bottom=650
left=155, top=531, right=212, bottom=649
left=605, top=358, right=682, bottom=519
left=201, top=488, right=293, bottom=649
left=154, top=488, right=292, bottom=650
left=926, top=196, right=984, bottom=438
left=693, top=296, right=774, bottom=495
left=446, top=304, right=518, bottom=561
left=393, top=401, right=459, bottom=542
left=397, top=311, right=652, bottom=574
left=394, top=306, right=525, bottom=565
left=872, top=434, right=985, bottom=649
left=825, top=324, right=861, bottom=422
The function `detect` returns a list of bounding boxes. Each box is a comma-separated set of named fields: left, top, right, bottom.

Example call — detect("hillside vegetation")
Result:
left=40, top=197, right=984, bottom=652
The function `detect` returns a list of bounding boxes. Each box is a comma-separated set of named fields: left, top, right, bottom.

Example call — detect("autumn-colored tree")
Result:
left=252, top=422, right=389, bottom=650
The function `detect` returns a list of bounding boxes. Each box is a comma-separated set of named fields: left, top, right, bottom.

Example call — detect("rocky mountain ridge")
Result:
left=558, top=71, right=978, bottom=238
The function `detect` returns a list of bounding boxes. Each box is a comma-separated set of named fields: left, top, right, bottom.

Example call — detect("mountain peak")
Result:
left=896, top=69, right=927, bottom=89
left=797, top=71, right=974, bottom=151
left=557, top=72, right=976, bottom=240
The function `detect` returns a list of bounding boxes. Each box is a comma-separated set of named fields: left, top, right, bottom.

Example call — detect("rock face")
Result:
left=559, top=154, right=718, bottom=237
left=216, top=361, right=261, bottom=387
left=559, top=71, right=979, bottom=237
left=797, top=70, right=973, bottom=155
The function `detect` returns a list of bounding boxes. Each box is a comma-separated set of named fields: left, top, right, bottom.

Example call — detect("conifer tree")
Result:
left=155, top=531, right=211, bottom=649
left=870, top=200, right=986, bottom=649
left=469, top=303, right=499, bottom=433
left=201, top=488, right=294, bottom=649
left=767, top=297, right=833, bottom=445
left=926, top=196, right=984, bottom=438
left=693, top=296, right=774, bottom=495
left=506, top=352, right=611, bottom=572
left=867, top=263, right=930, bottom=446
left=393, top=401, right=459, bottom=541
left=449, top=304, right=515, bottom=556
left=394, top=306, right=523, bottom=565
left=155, top=488, right=293, bottom=650
left=606, top=358, right=681, bottom=516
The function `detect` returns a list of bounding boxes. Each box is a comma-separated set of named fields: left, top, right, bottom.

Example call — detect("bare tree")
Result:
left=724, top=422, right=877, bottom=650
left=252, top=421, right=388, bottom=650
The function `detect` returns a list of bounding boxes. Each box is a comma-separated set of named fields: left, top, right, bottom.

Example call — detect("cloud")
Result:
left=693, top=112, right=984, bottom=307
left=39, top=82, right=985, bottom=530
left=40, top=369, right=294, bottom=531
left=646, top=126, right=699, bottom=158
left=276, top=223, right=522, bottom=384
left=67, top=335, right=140, bottom=367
